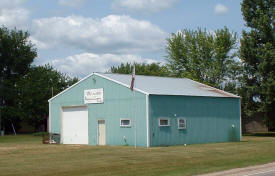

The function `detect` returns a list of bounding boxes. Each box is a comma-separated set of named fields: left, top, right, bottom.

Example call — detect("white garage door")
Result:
left=62, top=106, right=88, bottom=144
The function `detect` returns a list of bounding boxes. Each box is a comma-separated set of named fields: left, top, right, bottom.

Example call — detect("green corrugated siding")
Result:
left=149, top=95, right=241, bottom=146
left=50, top=74, right=147, bottom=147
left=50, top=74, right=241, bottom=147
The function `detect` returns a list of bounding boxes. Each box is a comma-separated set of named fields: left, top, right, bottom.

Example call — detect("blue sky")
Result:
left=0, top=0, right=244, bottom=78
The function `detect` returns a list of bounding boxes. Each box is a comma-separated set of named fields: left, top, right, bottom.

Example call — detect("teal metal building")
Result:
left=48, top=73, right=241, bottom=147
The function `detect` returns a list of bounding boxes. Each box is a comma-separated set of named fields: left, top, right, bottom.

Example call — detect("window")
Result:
left=178, top=118, right=186, bottom=129
left=120, top=119, right=131, bottom=127
left=159, top=118, right=170, bottom=127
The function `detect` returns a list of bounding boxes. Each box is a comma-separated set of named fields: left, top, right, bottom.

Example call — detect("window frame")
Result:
left=120, top=118, right=131, bottom=127
left=178, top=118, right=187, bottom=129
left=158, top=118, right=170, bottom=127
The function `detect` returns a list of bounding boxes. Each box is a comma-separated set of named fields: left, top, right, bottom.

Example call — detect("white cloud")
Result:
left=31, top=15, right=167, bottom=54
left=111, top=0, right=178, bottom=13
left=49, top=53, right=158, bottom=78
left=214, top=4, right=228, bottom=15
left=29, top=36, right=49, bottom=49
left=0, top=8, right=29, bottom=27
left=0, top=0, right=27, bottom=9
left=58, top=0, right=86, bottom=7
left=0, top=0, right=29, bottom=28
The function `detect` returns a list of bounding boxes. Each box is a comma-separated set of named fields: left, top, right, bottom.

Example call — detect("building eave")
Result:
left=48, top=72, right=149, bottom=102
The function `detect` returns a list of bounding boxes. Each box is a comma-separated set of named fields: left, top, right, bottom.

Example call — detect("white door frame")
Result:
left=97, top=120, right=106, bottom=145
left=61, top=105, right=88, bottom=144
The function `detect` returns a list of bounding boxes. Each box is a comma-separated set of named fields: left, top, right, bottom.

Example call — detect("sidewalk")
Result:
left=199, top=162, right=275, bottom=176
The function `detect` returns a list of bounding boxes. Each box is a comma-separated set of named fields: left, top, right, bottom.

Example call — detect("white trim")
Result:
left=48, top=73, right=149, bottom=102
left=158, top=118, right=170, bottom=127
left=48, top=102, right=51, bottom=133
left=240, top=98, right=242, bottom=141
left=60, top=107, right=63, bottom=144
left=61, top=105, right=88, bottom=108
left=144, top=93, right=239, bottom=98
left=146, top=94, right=150, bottom=147
left=188, top=79, right=240, bottom=98
left=94, top=73, right=149, bottom=95
left=48, top=73, right=94, bottom=102
left=134, top=90, right=137, bottom=148
left=177, top=118, right=187, bottom=129
left=120, top=118, right=131, bottom=127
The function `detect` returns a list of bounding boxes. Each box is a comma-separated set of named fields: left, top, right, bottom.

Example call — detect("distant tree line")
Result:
left=0, top=27, right=78, bottom=133
left=111, top=0, right=275, bottom=130
left=110, top=62, right=170, bottom=77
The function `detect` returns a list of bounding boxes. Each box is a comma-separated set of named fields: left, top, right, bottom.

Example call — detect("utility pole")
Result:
left=50, top=78, right=53, bottom=97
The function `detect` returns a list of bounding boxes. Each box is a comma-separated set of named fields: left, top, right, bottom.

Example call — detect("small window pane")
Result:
left=159, top=118, right=170, bottom=126
left=178, top=118, right=186, bottom=129
left=160, top=120, right=168, bottom=126
left=121, top=120, right=130, bottom=126
left=120, top=119, right=131, bottom=127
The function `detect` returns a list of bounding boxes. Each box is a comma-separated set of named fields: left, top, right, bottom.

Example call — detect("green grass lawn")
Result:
left=1, top=135, right=275, bottom=176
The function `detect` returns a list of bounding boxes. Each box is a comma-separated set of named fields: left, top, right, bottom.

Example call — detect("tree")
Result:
left=240, top=0, right=275, bottom=130
left=110, top=62, right=170, bottom=77
left=0, top=27, right=37, bottom=132
left=17, top=65, right=78, bottom=131
left=166, top=27, right=242, bottom=92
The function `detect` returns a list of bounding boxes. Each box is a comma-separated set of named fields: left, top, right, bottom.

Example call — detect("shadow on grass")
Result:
left=243, top=132, right=275, bottom=137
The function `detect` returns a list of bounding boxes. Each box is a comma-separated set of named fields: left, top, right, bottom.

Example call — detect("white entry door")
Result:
left=98, top=120, right=106, bottom=145
left=62, top=106, right=88, bottom=144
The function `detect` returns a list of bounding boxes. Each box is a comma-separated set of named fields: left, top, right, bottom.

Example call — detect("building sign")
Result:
left=84, top=88, right=103, bottom=104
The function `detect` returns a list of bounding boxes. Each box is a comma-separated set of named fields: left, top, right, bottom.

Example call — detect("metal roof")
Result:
left=49, top=73, right=239, bottom=102
left=99, top=73, right=239, bottom=98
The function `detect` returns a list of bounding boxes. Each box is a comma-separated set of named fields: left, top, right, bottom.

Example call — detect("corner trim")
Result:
left=48, top=102, right=51, bottom=133
left=240, top=99, right=242, bottom=141
left=146, top=94, right=150, bottom=147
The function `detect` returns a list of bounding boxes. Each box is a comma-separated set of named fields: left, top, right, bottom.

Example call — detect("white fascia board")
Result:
left=147, top=93, right=239, bottom=98
left=94, top=73, right=149, bottom=95
left=48, top=72, right=149, bottom=102
left=48, top=73, right=94, bottom=102
left=146, top=94, right=150, bottom=147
